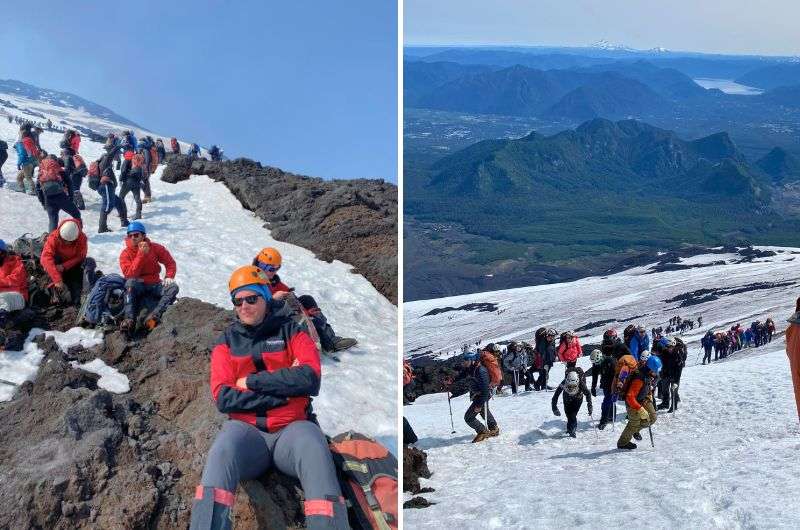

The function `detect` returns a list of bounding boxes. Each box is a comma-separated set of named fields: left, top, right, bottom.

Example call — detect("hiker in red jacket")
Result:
left=0, top=239, right=28, bottom=318
left=190, top=265, right=347, bottom=530
left=40, top=219, right=90, bottom=306
left=252, top=247, right=357, bottom=353
left=557, top=331, right=582, bottom=370
left=786, top=299, right=800, bottom=422
left=118, top=221, right=178, bottom=333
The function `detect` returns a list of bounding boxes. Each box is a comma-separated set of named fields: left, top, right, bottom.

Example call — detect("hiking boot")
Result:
left=633, top=432, right=642, bottom=441
left=487, top=426, right=500, bottom=437
left=120, top=319, right=135, bottom=333
left=471, top=431, right=491, bottom=443
left=597, top=420, right=608, bottom=431
left=145, top=317, right=159, bottom=331
left=568, top=430, right=577, bottom=438
left=656, top=401, right=670, bottom=411
left=331, top=336, right=358, bottom=352
left=617, top=442, right=637, bottom=450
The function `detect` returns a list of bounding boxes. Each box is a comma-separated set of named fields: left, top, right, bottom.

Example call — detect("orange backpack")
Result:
left=38, top=158, right=62, bottom=183
left=149, top=146, right=159, bottom=172
left=329, top=432, right=397, bottom=530
left=611, top=354, right=639, bottom=398
left=480, top=351, right=502, bottom=387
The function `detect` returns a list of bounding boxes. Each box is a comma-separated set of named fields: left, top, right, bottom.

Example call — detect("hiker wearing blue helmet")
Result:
left=118, top=221, right=178, bottom=333
left=617, top=351, right=660, bottom=450
left=447, top=347, right=500, bottom=443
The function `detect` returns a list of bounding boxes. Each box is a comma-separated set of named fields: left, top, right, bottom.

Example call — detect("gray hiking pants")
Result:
left=191, top=419, right=348, bottom=530
left=123, top=279, right=178, bottom=321
left=464, top=400, right=497, bottom=434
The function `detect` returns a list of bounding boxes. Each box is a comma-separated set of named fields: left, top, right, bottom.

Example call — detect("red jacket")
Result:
left=557, top=337, right=582, bottom=363
left=22, top=136, right=39, bottom=159
left=210, top=315, right=321, bottom=433
left=40, top=219, right=87, bottom=284
left=267, top=274, right=291, bottom=295
left=0, top=254, right=29, bottom=301
left=119, top=237, right=176, bottom=285
left=70, top=133, right=81, bottom=153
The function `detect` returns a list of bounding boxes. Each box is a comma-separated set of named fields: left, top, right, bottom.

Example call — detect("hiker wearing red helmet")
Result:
left=190, top=265, right=348, bottom=530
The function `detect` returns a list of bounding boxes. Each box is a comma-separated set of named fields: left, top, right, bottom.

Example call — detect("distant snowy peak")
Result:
left=0, top=79, right=140, bottom=129
left=649, top=46, right=670, bottom=53
left=591, top=39, right=636, bottom=52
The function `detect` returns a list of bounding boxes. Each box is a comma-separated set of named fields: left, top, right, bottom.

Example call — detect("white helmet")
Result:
left=639, top=350, right=651, bottom=364
left=59, top=220, right=80, bottom=242
left=565, top=371, right=580, bottom=395
left=590, top=349, right=603, bottom=365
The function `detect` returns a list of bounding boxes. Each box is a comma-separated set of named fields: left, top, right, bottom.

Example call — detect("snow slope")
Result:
left=404, top=250, right=800, bottom=528
left=405, top=344, right=799, bottom=529
left=405, top=248, right=800, bottom=363
left=0, top=101, right=397, bottom=448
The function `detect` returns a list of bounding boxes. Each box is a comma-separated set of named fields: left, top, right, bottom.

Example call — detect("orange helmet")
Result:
left=228, top=265, right=269, bottom=293
left=255, top=247, right=282, bottom=268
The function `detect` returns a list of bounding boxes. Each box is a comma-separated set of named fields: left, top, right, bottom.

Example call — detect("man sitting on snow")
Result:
left=252, top=247, right=357, bottom=353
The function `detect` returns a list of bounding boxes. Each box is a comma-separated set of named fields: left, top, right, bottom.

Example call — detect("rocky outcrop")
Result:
left=162, top=155, right=397, bottom=304
left=0, top=298, right=308, bottom=529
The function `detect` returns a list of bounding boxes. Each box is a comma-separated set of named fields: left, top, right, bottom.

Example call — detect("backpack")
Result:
left=328, top=431, right=397, bottom=530
left=11, top=233, right=52, bottom=308
left=38, top=158, right=62, bottom=184
left=611, top=354, right=639, bottom=398
left=88, top=161, right=101, bottom=190
left=149, top=146, right=159, bottom=172
left=132, top=153, right=145, bottom=168
left=674, top=338, right=687, bottom=367
left=623, top=324, right=636, bottom=346
left=480, top=351, right=502, bottom=387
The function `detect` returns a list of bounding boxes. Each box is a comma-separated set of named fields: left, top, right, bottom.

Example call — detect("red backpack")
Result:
left=480, top=351, right=502, bottom=387
left=38, top=158, right=62, bottom=183
left=328, top=432, right=397, bottom=530
left=88, top=161, right=101, bottom=190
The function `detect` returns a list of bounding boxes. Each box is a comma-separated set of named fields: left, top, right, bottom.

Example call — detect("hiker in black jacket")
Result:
left=552, top=367, right=592, bottom=437
left=585, top=335, right=627, bottom=429
left=450, top=351, right=499, bottom=443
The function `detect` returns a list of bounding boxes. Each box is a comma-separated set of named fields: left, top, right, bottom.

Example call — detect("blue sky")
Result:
left=0, top=2, right=397, bottom=182
left=406, top=0, right=800, bottom=56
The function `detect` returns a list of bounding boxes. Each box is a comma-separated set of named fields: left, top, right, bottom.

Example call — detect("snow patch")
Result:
left=70, top=359, right=130, bottom=394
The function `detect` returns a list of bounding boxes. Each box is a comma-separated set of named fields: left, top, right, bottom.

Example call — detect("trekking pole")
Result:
left=0, top=378, right=19, bottom=386
left=648, top=425, right=655, bottom=448
left=447, top=392, right=456, bottom=434
left=590, top=412, right=599, bottom=442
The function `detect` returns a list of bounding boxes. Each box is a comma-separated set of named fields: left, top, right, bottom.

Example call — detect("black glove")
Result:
left=552, top=407, right=561, bottom=417
left=591, top=387, right=597, bottom=397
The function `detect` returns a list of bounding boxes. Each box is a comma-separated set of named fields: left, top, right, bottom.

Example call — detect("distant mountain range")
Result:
left=405, top=118, right=800, bottom=300
left=0, top=79, right=139, bottom=128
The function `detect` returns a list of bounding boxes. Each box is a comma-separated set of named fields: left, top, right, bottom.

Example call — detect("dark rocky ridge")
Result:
left=0, top=298, right=312, bottom=529
left=162, top=155, right=397, bottom=304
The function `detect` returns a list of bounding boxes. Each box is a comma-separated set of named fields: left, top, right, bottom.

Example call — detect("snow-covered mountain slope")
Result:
left=0, top=102, right=397, bottom=447
left=0, top=83, right=197, bottom=154
left=405, top=248, right=800, bottom=363
left=405, top=343, right=799, bottom=529
left=404, top=248, right=800, bottom=528
left=0, top=79, right=139, bottom=127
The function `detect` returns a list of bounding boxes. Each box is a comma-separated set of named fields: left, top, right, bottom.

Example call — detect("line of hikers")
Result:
left=429, top=324, right=687, bottom=450
left=700, top=319, right=775, bottom=363
left=0, top=220, right=356, bottom=358
left=0, top=121, right=219, bottom=234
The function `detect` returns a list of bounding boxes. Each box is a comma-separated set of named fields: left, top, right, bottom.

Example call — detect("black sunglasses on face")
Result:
left=232, top=294, right=262, bottom=307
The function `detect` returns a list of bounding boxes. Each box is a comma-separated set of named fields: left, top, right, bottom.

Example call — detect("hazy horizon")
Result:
left=405, top=0, right=800, bottom=57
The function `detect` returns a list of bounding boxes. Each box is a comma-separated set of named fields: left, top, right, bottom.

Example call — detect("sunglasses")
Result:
left=129, top=232, right=144, bottom=238
left=232, top=294, right=262, bottom=307
left=256, top=262, right=280, bottom=273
